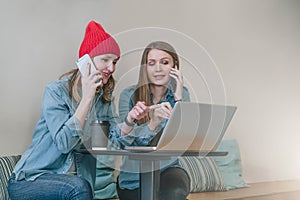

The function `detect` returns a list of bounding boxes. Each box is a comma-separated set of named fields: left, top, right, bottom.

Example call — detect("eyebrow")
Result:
left=101, top=55, right=118, bottom=60
left=102, top=55, right=113, bottom=59
left=148, top=57, right=171, bottom=61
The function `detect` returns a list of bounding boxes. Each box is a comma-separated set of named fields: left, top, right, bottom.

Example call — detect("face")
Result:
left=92, top=54, right=118, bottom=84
left=146, top=49, right=174, bottom=86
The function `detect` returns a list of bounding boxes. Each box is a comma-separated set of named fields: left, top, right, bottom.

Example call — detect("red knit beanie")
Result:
left=79, top=21, right=120, bottom=58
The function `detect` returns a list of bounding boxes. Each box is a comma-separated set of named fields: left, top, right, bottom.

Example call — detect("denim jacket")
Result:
left=12, top=77, right=119, bottom=195
left=109, top=85, right=190, bottom=190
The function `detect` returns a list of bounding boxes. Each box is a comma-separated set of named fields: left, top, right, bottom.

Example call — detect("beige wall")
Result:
left=1, top=0, right=299, bottom=183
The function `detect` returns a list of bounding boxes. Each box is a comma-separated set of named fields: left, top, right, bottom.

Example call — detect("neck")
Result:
left=150, top=84, right=168, bottom=104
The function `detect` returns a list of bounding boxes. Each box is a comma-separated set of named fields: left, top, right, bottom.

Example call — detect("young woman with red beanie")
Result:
left=8, top=20, right=121, bottom=200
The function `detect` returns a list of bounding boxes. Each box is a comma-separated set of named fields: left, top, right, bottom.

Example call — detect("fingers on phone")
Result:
left=170, top=71, right=179, bottom=80
left=170, top=68, right=181, bottom=76
left=86, top=63, right=99, bottom=76
left=96, top=79, right=103, bottom=87
left=170, top=69, right=184, bottom=83
left=85, top=63, right=91, bottom=76
left=92, top=74, right=101, bottom=82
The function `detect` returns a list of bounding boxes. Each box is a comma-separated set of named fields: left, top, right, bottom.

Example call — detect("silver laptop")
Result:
left=125, top=102, right=237, bottom=152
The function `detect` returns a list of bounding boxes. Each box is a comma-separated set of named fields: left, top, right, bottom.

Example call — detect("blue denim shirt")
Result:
left=109, top=85, right=190, bottom=190
left=12, top=77, right=119, bottom=195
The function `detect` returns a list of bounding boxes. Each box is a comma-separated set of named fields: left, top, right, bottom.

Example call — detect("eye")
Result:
left=162, top=60, right=169, bottom=65
left=112, top=60, right=118, bottom=65
left=148, top=61, right=155, bottom=66
left=102, top=58, right=109, bottom=63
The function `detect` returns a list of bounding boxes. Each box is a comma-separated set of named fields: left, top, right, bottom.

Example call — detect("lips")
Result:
left=102, top=72, right=111, bottom=79
left=154, top=75, right=166, bottom=80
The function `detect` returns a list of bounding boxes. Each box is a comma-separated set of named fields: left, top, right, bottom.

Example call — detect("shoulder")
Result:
left=120, top=85, right=137, bottom=97
left=182, top=86, right=191, bottom=101
left=183, top=86, right=190, bottom=95
left=183, top=86, right=189, bottom=93
left=45, top=78, right=69, bottom=97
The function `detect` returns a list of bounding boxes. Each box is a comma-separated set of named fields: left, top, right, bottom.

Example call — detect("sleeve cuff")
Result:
left=65, top=116, right=83, bottom=137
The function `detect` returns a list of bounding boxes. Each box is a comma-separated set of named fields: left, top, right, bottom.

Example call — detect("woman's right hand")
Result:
left=126, top=101, right=159, bottom=123
left=81, top=63, right=103, bottom=101
left=121, top=102, right=160, bottom=136
left=74, top=64, right=103, bottom=127
left=148, top=102, right=172, bottom=131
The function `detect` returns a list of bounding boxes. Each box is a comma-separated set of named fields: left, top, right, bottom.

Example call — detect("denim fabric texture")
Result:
left=10, top=77, right=120, bottom=197
left=109, top=85, right=190, bottom=190
left=8, top=173, right=93, bottom=200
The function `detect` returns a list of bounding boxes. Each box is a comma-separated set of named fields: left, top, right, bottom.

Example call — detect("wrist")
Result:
left=148, top=119, right=159, bottom=131
left=124, top=115, right=136, bottom=127
left=174, top=98, right=182, bottom=102
left=81, top=96, right=93, bottom=105
left=174, top=94, right=182, bottom=102
left=148, top=121, right=162, bottom=132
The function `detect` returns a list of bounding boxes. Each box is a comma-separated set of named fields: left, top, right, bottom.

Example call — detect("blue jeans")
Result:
left=8, top=173, right=93, bottom=200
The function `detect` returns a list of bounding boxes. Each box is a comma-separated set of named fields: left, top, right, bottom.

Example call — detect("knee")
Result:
left=68, top=177, right=93, bottom=199
left=74, top=177, right=92, bottom=191
left=160, top=167, right=190, bottom=200
left=162, top=185, right=189, bottom=200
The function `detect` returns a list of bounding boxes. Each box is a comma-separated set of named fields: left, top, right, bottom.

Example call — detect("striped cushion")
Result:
left=179, top=156, right=227, bottom=192
left=0, top=155, right=21, bottom=200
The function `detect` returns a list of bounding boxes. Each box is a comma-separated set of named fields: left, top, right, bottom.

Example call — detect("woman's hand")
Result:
left=169, top=67, right=183, bottom=101
left=126, top=101, right=160, bottom=123
left=74, top=64, right=103, bottom=127
left=148, top=102, right=173, bottom=131
left=81, top=63, right=103, bottom=101
left=121, top=102, right=160, bottom=135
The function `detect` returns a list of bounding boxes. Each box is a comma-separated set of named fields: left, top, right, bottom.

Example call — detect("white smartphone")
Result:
left=76, top=54, right=97, bottom=76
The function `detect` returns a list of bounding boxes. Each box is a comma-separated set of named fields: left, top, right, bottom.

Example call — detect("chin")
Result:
left=152, top=81, right=169, bottom=87
left=102, top=79, right=108, bottom=85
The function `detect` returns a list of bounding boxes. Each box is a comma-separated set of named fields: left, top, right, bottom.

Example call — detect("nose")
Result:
left=155, top=63, right=162, bottom=71
left=107, top=62, right=115, bottom=73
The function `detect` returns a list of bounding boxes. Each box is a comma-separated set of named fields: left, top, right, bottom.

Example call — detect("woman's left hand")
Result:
left=148, top=102, right=173, bottom=131
left=121, top=102, right=160, bottom=136
left=169, top=68, right=183, bottom=101
left=127, top=101, right=150, bottom=122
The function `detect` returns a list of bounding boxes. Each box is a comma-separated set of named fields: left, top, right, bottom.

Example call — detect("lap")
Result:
left=8, top=173, right=92, bottom=200
left=117, top=167, right=190, bottom=200
left=161, top=167, right=190, bottom=183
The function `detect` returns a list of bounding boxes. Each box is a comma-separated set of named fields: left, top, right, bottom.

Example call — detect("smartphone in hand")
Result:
left=76, top=54, right=97, bottom=76
left=169, top=65, right=178, bottom=91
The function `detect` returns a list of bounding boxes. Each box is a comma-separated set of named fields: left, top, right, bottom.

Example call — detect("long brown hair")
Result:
left=134, top=41, right=179, bottom=124
left=59, top=69, right=115, bottom=103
